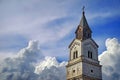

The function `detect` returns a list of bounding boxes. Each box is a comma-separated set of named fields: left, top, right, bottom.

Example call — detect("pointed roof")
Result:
left=78, top=7, right=92, bottom=32
left=79, top=11, right=89, bottom=27
left=75, top=7, right=92, bottom=33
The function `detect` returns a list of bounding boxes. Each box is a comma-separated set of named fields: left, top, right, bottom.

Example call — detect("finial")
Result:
left=82, top=6, right=85, bottom=12
left=82, top=6, right=85, bottom=14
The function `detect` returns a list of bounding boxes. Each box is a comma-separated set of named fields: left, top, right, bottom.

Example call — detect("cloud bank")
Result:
left=0, top=40, right=66, bottom=80
left=35, top=57, right=67, bottom=80
left=0, top=38, right=120, bottom=80
left=99, top=38, right=120, bottom=80
left=0, top=40, right=43, bottom=80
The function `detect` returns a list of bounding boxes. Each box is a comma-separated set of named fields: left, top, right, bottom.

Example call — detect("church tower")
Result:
left=66, top=7, right=102, bottom=80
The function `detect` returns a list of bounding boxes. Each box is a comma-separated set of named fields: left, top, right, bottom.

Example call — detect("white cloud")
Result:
left=0, top=40, right=43, bottom=80
left=99, top=38, right=120, bottom=80
left=35, top=56, right=67, bottom=80
left=35, top=56, right=66, bottom=74
left=0, top=38, right=120, bottom=80
left=0, top=52, right=16, bottom=62
left=0, top=40, right=67, bottom=80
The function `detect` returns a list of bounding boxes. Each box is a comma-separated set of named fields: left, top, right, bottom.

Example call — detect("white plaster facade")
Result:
left=69, top=39, right=82, bottom=60
left=67, top=62, right=82, bottom=79
left=66, top=38, right=102, bottom=80
left=81, top=39, right=98, bottom=60
left=82, top=62, right=102, bottom=79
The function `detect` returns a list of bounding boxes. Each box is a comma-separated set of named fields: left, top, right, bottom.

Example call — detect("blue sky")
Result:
left=0, top=0, right=120, bottom=61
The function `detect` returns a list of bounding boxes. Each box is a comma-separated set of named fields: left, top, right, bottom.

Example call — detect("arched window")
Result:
left=88, top=51, right=90, bottom=58
left=73, top=52, right=76, bottom=59
left=88, top=51, right=92, bottom=59
left=73, top=51, right=78, bottom=59
left=90, top=52, right=92, bottom=58
left=76, top=51, right=78, bottom=58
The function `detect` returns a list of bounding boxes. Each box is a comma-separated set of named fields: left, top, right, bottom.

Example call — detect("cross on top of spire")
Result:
left=82, top=6, right=85, bottom=14
left=82, top=6, right=85, bottom=12
left=79, top=6, right=89, bottom=27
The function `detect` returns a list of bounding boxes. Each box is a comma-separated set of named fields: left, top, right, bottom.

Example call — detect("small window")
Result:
left=73, top=51, right=78, bottom=59
left=88, top=51, right=90, bottom=58
left=87, top=33, right=91, bottom=38
left=73, top=70, right=75, bottom=73
left=91, top=70, right=93, bottom=73
left=73, top=52, right=76, bottom=59
left=88, top=51, right=92, bottom=59
left=73, top=78, right=76, bottom=80
left=76, top=51, right=78, bottom=58
left=90, top=52, right=92, bottom=58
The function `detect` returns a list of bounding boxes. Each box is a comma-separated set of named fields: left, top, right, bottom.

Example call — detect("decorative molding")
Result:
left=66, top=56, right=101, bottom=67
left=67, top=74, right=102, bottom=80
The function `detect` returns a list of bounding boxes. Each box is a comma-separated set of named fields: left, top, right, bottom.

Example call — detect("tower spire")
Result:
left=75, top=6, right=92, bottom=40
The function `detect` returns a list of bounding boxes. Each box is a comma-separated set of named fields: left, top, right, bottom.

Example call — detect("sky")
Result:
left=0, top=0, right=120, bottom=80
left=0, top=0, right=120, bottom=61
